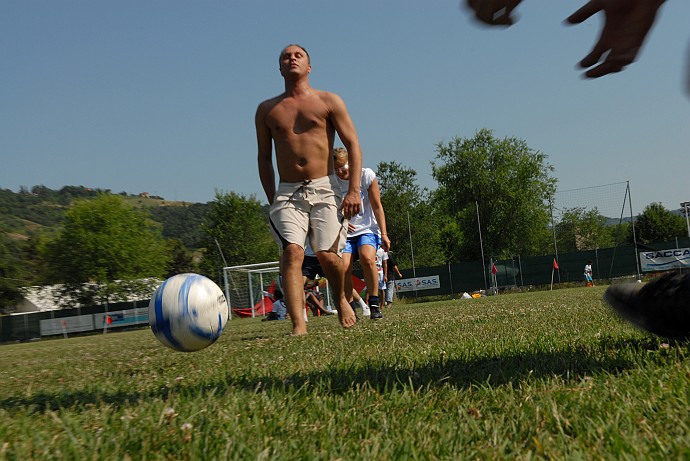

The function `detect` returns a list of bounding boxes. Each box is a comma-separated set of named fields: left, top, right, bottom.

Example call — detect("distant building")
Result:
left=15, top=280, right=161, bottom=313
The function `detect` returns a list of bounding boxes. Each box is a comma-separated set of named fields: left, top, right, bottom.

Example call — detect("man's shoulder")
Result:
left=314, top=89, right=344, bottom=105
left=257, top=93, right=286, bottom=111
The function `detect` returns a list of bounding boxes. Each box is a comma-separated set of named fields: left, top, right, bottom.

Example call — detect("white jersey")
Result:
left=376, top=248, right=388, bottom=273
left=376, top=248, right=388, bottom=290
left=337, top=167, right=380, bottom=237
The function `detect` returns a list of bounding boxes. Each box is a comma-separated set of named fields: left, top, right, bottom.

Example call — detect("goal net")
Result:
left=550, top=181, right=640, bottom=280
left=222, top=261, right=337, bottom=320
left=223, top=262, right=280, bottom=319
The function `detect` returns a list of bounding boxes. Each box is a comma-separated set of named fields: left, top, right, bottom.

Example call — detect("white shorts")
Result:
left=269, top=175, right=348, bottom=255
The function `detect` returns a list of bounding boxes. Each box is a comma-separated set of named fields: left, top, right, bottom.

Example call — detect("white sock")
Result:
left=358, top=298, right=368, bottom=310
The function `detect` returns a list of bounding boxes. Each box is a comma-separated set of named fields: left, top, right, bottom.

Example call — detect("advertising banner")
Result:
left=94, top=308, right=149, bottom=329
left=395, top=275, right=441, bottom=293
left=640, top=248, right=690, bottom=272
left=40, top=315, right=94, bottom=336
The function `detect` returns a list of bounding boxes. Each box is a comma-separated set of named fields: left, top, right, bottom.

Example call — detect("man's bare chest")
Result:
left=267, top=102, right=330, bottom=136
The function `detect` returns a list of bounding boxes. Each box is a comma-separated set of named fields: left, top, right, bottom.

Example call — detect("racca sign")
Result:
left=640, top=248, right=690, bottom=271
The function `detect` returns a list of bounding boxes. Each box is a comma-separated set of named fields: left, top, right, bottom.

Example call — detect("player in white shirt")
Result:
left=333, top=147, right=390, bottom=319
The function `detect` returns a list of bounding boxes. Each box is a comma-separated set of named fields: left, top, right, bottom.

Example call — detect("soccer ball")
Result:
left=149, top=273, right=229, bottom=352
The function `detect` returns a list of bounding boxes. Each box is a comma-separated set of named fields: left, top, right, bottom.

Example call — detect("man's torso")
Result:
left=264, top=91, right=335, bottom=182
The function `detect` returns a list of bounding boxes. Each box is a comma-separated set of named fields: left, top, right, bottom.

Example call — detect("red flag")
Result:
left=491, top=263, right=498, bottom=275
left=553, top=258, right=559, bottom=270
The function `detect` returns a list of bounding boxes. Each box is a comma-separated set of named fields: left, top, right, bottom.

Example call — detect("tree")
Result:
left=555, top=207, right=613, bottom=252
left=634, top=202, right=687, bottom=244
left=376, top=161, right=445, bottom=267
left=0, top=234, right=23, bottom=313
left=43, top=194, right=170, bottom=306
left=165, top=238, right=198, bottom=277
left=149, top=202, right=210, bottom=249
left=199, top=191, right=279, bottom=282
left=432, top=129, right=557, bottom=260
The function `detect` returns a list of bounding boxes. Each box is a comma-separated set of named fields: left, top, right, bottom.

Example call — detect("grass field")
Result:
left=1, top=287, right=690, bottom=460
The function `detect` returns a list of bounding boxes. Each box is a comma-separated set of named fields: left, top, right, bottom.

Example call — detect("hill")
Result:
left=0, top=185, right=209, bottom=249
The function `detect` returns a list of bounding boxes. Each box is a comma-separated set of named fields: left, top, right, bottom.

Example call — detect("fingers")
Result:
left=583, top=61, right=625, bottom=78
left=565, top=0, right=601, bottom=25
left=342, top=202, right=360, bottom=220
left=465, top=0, right=521, bottom=26
left=581, top=46, right=639, bottom=77
left=566, top=0, right=665, bottom=78
left=341, top=193, right=361, bottom=220
left=578, top=45, right=608, bottom=69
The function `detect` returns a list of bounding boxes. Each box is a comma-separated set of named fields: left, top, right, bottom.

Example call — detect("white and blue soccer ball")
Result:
left=149, top=273, right=229, bottom=352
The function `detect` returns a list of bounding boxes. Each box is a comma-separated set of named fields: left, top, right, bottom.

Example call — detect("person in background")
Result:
left=385, top=251, right=404, bottom=306
left=377, top=247, right=389, bottom=306
left=263, top=289, right=287, bottom=321
left=333, top=147, right=390, bottom=320
left=584, top=260, right=594, bottom=287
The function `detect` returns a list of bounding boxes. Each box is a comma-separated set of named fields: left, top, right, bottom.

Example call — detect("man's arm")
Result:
left=394, top=264, right=403, bottom=278
left=256, top=103, right=276, bottom=204
left=327, top=93, right=362, bottom=219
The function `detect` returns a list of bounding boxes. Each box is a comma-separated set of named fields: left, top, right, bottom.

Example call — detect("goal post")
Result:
left=222, top=261, right=338, bottom=320
left=550, top=181, right=640, bottom=281
left=223, top=262, right=280, bottom=320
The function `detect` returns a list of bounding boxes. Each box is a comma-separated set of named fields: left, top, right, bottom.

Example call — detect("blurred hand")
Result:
left=464, top=0, right=523, bottom=26
left=566, top=0, right=666, bottom=78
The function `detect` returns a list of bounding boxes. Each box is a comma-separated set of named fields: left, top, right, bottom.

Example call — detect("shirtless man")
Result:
left=256, top=44, right=363, bottom=335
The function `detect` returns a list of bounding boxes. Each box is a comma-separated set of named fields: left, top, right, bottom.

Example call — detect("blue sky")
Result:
left=2, top=1, right=689, bottom=215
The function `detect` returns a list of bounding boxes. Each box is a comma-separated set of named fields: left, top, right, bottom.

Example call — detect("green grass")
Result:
left=2, top=287, right=690, bottom=460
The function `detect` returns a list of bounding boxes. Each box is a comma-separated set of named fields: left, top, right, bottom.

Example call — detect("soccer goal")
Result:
left=550, top=181, right=640, bottom=280
left=222, top=262, right=280, bottom=319
left=222, top=261, right=338, bottom=320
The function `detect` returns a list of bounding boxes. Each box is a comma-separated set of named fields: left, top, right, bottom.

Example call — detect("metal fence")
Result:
left=0, top=300, right=149, bottom=343
left=3, top=238, right=689, bottom=343
left=394, top=238, right=690, bottom=299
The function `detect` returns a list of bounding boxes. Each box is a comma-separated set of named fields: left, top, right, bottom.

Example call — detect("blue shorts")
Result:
left=343, top=233, right=380, bottom=259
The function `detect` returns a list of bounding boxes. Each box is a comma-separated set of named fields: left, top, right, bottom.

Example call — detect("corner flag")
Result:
left=553, top=258, right=559, bottom=270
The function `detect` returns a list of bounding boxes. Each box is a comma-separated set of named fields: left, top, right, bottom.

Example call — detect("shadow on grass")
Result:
left=1, top=336, right=682, bottom=413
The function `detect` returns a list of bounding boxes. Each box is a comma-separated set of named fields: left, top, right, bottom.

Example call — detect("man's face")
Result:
left=280, top=46, right=311, bottom=77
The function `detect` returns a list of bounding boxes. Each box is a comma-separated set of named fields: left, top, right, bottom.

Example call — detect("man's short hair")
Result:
left=279, top=44, right=310, bottom=64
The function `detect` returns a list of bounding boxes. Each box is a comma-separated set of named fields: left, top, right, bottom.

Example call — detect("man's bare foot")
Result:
left=291, top=327, right=307, bottom=336
left=337, top=302, right=357, bottom=328
left=290, top=320, right=307, bottom=336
